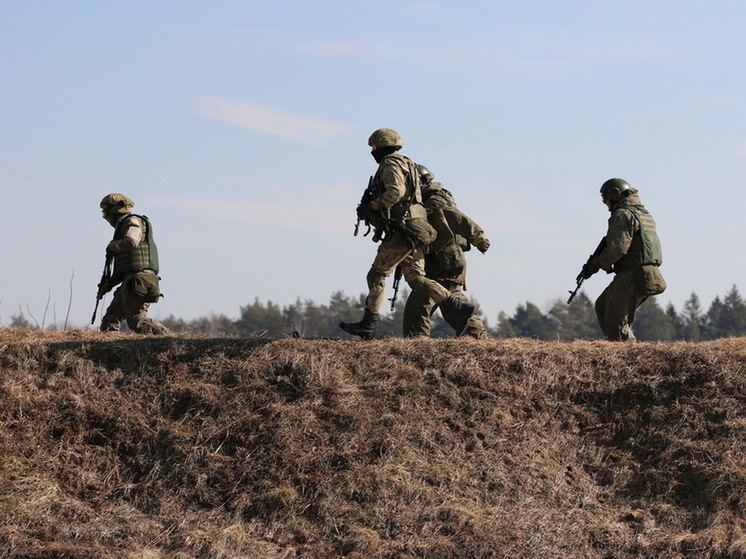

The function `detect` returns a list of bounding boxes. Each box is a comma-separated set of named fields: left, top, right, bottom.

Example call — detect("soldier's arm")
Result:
left=595, top=210, right=637, bottom=271
left=107, top=216, right=144, bottom=254
left=441, top=207, right=487, bottom=243
left=371, top=161, right=407, bottom=211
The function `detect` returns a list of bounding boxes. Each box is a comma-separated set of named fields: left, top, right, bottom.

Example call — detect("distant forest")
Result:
left=154, top=284, right=745, bottom=341
left=5, top=285, right=744, bottom=342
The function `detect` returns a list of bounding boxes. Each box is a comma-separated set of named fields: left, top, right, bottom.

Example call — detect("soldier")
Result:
left=339, top=129, right=476, bottom=340
left=97, top=193, right=170, bottom=335
left=579, top=178, right=666, bottom=341
left=403, top=165, right=490, bottom=338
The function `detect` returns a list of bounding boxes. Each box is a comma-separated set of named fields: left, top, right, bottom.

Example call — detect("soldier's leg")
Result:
left=121, top=280, right=170, bottom=335
left=403, top=289, right=436, bottom=337
left=100, top=286, right=126, bottom=332
left=364, top=236, right=412, bottom=313
left=401, top=250, right=475, bottom=336
left=439, top=285, right=488, bottom=339
left=340, top=236, right=411, bottom=339
left=595, top=270, right=638, bottom=341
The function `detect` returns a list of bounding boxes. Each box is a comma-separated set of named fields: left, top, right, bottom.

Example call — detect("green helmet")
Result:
left=368, top=128, right=402, bottom=148
left=100, top=193, right=135, bottom=216
left=417, top=164, right=435, bottom=185
left=600, top=178, right=631, bottom=201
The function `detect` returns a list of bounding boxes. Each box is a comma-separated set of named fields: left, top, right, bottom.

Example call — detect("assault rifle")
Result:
left=91, top=253, right=114, bottom=325
left=388, top=265, right=403, bottom=311
left=354, top=176, right=377, bottom=237
left=567, top=237, right=607, bottom=304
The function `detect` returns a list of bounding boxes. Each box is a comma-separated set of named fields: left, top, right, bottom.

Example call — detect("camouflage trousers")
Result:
left=365, top=231, right=451, bottom=313
left=403, top=280, right=488, bottom=339
left=595, top=268, right=648, bottom=342
left=100, top=275, right=170, bottom=335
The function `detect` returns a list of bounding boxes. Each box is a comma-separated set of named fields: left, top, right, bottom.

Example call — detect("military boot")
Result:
left=339, top=309, right=379, bottom=340
left=441, top=296, right=476, bottom=337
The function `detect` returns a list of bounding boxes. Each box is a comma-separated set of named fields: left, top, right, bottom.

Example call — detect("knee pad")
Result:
left=406, top=275, right=431, bottom=293
left=366, top=269, right=387, bottom=291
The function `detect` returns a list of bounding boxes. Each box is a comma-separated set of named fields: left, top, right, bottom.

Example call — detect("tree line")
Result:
left=5, top=285, right=743, bottom=341
left=154, top=285, right=746, bottom=341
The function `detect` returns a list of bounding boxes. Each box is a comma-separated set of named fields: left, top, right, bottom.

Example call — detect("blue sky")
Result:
left=1, top=1, right=744, bottom=330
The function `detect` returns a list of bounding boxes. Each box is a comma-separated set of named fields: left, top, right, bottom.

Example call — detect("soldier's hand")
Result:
left=475, top=236, right=490, bottom=254
left=356, top=202, right=374, bottom=221
left=579, top=263, right=594, bottom=280
left=97, top=281, right=112, bottom=299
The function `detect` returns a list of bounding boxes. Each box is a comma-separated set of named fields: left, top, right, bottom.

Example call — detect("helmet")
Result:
left=368, top=128, right=403, bottom=148
left=417, top=164, right=435, bottom=185
left=600, top=178, right=631, bottom=201
left=100, top=193, right=135, bottom=216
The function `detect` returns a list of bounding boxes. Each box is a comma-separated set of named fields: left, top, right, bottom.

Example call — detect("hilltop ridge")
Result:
left=0, top=329, right=744, bottom=558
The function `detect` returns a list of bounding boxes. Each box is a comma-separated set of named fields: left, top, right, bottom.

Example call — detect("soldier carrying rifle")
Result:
left=94, top=193, right=169, bottom=335
left=571, top=178, right=667, bottom=341
left=339, top=128, right=476, bottom=340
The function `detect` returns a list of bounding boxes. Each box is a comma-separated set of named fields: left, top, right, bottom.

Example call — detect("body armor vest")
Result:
left=373, top=153, right=423, bottom=222
left=613, top=204, right=663, bottom=272
left=112, top=214, right=160, bottom=283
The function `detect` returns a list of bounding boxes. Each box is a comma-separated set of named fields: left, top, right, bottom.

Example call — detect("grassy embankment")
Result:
left=0, top=328, right=744, bottom=558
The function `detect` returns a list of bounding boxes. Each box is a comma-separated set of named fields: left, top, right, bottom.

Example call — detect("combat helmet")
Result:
left=100, top=193, right=135, bottom=221
left=600, top=178, right=631, bottom=202
left=417, top=164, right=435, bottom=185
left=368, top=128, right=403, bottom=148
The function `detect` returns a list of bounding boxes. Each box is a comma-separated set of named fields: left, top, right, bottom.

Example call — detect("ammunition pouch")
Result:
left=130, top=271, right=163, bottom=303
left=635, top=265, right=667, bottom=296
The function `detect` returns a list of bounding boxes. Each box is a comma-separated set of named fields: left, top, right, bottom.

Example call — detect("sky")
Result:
left=1, top=0, right=745, bottom=331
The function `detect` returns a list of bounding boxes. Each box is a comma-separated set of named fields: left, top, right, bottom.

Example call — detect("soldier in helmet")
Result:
left=97, top=193, right=170, bottom=335
left=339, top=129, right=477, bottom=340
left=403, top=164, right=490, bottom=338
left=579, top=178, right=667, bottom=341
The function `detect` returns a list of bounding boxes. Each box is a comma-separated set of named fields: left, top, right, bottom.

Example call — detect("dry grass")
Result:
left=0, top=327, right=745, bottom=558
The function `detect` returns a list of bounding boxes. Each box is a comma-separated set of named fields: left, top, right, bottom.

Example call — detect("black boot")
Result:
left=442, top=296, right=476, bottom=337
left=339, top=309, right=379, bottom=340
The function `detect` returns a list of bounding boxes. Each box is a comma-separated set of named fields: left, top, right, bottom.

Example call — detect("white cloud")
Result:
left=194, top=96, right=351, bottom=146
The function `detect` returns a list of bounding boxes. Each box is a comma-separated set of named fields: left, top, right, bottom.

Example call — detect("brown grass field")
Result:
left=0, top=328, right=744, bottom=558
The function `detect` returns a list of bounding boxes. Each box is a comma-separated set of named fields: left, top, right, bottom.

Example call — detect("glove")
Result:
left=474, top=236, right=490, bottom=254
left=97, top=279, right=113, bottom=299
left=356, top=202, right=375, bottom=221
left=578, top=264, right=593, bottom=281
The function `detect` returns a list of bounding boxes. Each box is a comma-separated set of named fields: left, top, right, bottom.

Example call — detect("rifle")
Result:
left=91, top=254, right=113, bottom=325
left=354, top=176, right=376, bottom=237
left=567, top=237, right=607, bottom=304
left=388, top=265, right=403, bottom=311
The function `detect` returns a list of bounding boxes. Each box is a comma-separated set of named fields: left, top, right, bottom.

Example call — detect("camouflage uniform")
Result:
left=586, top=188, right=665, bottom=341
left=98, top=194, right=169, bottom=335
left=403, top=182, right=489, bottom=338
left=340, top=129, right=476, bottom=339
left=363, top=152, right=450, bottom=313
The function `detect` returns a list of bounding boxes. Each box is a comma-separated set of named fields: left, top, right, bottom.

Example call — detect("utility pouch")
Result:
left=131, top=271, right=163, bottom=303
left=405, top=217, right=438, bottom=247
left=636, top=265, right=667, bottom=296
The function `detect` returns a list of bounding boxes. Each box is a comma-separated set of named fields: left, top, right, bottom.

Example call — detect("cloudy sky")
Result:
left=2, top=1, right=744, bottom=330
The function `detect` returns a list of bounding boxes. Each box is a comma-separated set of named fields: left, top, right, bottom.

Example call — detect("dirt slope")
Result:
left=0, top=329, right=744, bottom=558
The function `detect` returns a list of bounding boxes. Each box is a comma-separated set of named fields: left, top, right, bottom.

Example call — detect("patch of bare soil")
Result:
left=0, top=328, right=744, bottom=558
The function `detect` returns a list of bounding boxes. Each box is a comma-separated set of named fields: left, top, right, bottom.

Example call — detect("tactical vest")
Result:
left=112, top=214, right=160, bottom=282
left=374, top=153, right=423, bottom=222
left=422, top=185, right=469, bottom=281
left=612, top=204, right=663, bottom=272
